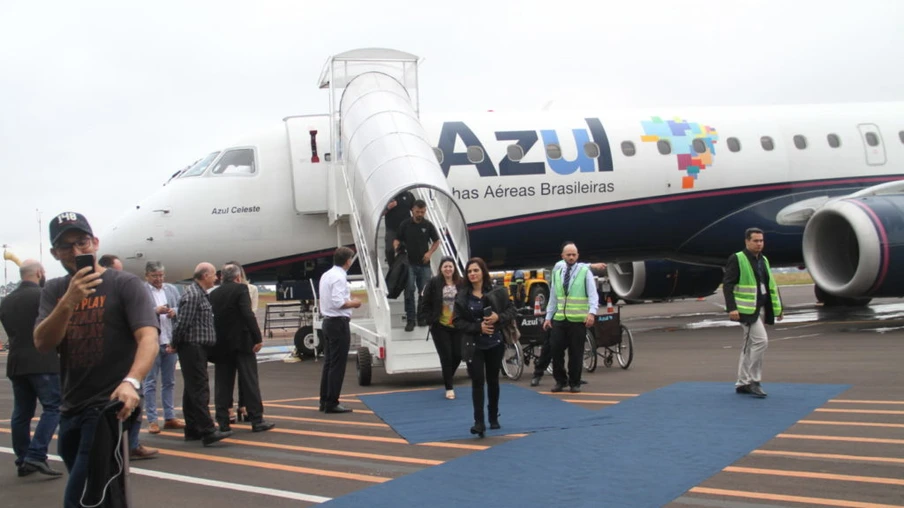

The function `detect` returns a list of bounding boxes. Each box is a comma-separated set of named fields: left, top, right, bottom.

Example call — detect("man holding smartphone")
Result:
left=34, top=212, right=159, bottom=508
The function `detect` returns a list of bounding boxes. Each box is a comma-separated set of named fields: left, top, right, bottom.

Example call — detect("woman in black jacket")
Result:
left=417, top=257, right=463, bottom=400
left=453, top=257, right=517, bottom=437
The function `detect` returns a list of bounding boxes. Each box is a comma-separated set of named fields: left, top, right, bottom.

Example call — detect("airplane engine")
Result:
left=608, top=260, right=723, bottom=301
left=802, top=196, right=904, bottom=298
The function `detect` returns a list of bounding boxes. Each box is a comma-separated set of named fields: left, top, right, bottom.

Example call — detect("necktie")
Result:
left=563, top=264, right=573, bottom=295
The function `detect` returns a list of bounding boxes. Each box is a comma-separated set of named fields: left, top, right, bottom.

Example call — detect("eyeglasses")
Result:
left=54, top=236, right=93, bottom=252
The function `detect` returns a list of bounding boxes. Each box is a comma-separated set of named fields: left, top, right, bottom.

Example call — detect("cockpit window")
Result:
left=210, top=148, right=256, bottom=176
left=179, top=151, right=220, bottom=178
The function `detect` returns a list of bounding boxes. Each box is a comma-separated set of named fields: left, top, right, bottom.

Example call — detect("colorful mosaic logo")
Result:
left=641, top=117, right=718, bottom=189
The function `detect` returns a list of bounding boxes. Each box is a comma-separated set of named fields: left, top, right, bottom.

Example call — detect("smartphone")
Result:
left=75, top=254, right=95, bottom=274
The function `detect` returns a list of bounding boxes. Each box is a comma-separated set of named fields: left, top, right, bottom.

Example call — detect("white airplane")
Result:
left=102, top=52, right=904, bottom=308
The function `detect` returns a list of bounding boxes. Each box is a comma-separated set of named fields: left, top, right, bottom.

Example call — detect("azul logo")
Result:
left=436, top=119, right=614, bottom=177
left=640, top=117, right=719, bottom=189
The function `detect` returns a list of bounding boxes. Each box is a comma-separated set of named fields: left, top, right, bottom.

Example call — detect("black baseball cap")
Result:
left=50, top=212, right=94, bottom=246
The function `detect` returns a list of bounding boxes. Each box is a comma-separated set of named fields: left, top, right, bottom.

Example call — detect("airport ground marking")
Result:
left=205, top=425, right=490, bottom=450
left=154, top=447, right=389, bottom=483
left=689, top=487, right=904, bottom=508
left=828, top=399, right=904, bottom=405
left=816, top=408, right=904, bottom=416
left=0, top=447, right=333, bottom=503
left=258, top=414, right=391, bottom=428
left=777, top=433, right=904, bottom=445
left=217, top=433, right=444, bottom=466
left=752, top=449, right=904, bottom=465
left=799, top=420, right=904, bottom=429
left=562, top=399, right=619, bottom=404
left=724, top=466, right=904, bottom=486
left=264, top=402, right=374, bottom=414
left=539, top=391, right=638, bottom=397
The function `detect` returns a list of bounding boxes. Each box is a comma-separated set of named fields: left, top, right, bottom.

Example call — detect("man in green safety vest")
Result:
left=542, top=242, right=599, bottom=393
left=722, top=228, right=783, bottom=398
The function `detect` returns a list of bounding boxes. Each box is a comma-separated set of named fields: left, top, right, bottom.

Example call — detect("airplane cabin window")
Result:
left=621, top=141, right=636, bottom=157
left=583, top=142, right=600, bottom=158
left=210, top=148, right=256, bottom=176
left=545, top=143, right=562, bottom=160
left=466, top=146, right=485, bottom=163
left=506, top=144, right=524, bottom=161
left=657, top=139, right=671, bottom=155
left=760, top=136, right=775, bottom=151
left=180, top=151, right=220, bottom=178
left=432, top=147, right=444, bottom=164
left=865, top=132, right=880, bottom=147
left=692, top=138, right=707, bottom=154
left=899, top=131, right=904, bottom=144
left=727, top=137, right=741, bottom=152
left=793, top=135, right=808, bottom=150
left=827, top=133, right=841, bottom=148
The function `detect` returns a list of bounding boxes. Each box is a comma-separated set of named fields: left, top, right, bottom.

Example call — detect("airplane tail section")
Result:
left=320, top=49, right=470, bottom=381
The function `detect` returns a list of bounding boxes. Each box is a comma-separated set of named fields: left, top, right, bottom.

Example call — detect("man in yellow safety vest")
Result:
left=722, top=227, right=783, bottom=398
left=542, top=242, right=599, bottom=393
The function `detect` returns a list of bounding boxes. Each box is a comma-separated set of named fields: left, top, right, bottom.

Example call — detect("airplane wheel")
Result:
left=293, top=326, right=317, bottom=357
left=356, top=347, right=372, bottom=386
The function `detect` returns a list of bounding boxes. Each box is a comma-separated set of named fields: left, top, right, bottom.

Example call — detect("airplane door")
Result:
left=858, top=124, right=886, bottom=166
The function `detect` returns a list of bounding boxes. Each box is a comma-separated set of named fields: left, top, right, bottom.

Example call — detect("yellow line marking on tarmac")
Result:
left=777, top=433, right=904, bottom=445
left=261, top=414, right=390, bottom=428
left=540, top=391, right=638, bottom=397
left=281, top=388, right=437, bottom=402
left=799, top=420, right=904, bottom=429
left=225, top=425, right=490, bottom=450
left=689, top=487, right=904, bottom=508
left=724, top=466, right=904, bottom=486
left=752, top=449, right=904, bottom=465
left=264, top=403, right=374, bottom=415
left=562, top=399, right=619, bottom=404
left=177, top=432, right=444, bottom=466
left=154, top=448, right=389, bottom=484
left=816, top=408, right=904, bottom=415
left=828, top=399, right=904, bottom=405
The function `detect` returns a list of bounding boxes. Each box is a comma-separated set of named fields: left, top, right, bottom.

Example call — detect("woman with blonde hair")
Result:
left=417, top=257, right=463, bottom=399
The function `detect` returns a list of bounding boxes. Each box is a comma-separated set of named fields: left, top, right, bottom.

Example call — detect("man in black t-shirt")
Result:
left=393, top=199, right=440, bottom=331
left=34, top=212, right=158, bottom=508
left=383, top=190, right=415, bottom=265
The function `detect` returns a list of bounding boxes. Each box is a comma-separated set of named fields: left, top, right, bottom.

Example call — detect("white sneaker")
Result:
left=445, top=390, right=455, bottom=400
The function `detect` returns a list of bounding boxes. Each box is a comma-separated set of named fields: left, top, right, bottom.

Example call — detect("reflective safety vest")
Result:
left=733, top=252, right=782, bottom=317
left=552, top=263, right=590, bottom=322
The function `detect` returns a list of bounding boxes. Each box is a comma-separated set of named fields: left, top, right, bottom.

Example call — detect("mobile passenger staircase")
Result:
left=314, top=48, right=470, bottom=385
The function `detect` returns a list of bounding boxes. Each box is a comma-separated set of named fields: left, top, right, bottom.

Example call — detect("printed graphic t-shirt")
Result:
left=37, top=269, right=158, bottom=415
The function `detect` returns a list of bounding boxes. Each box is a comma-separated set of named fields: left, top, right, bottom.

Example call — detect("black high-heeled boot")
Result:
left=489, top=418, right=501, bottom=430
left=470, top=421, right=486, bottom=438
left=489, top=408, right=500, bottom=430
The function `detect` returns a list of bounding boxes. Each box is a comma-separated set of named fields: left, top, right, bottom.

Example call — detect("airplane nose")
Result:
left=100, top=208, right=147, bottom=275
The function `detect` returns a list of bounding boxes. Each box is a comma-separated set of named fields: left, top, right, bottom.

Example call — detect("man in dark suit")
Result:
left=209, top=263, right=275, bottom=433
left=0, top=260, right=63, bottom=477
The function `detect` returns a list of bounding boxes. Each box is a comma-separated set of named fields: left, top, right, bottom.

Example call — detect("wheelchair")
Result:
left=502, top=316, right=597, bottom=381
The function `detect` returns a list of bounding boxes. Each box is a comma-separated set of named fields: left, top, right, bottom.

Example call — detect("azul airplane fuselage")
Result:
left=102, top=102, right=904, bottom=294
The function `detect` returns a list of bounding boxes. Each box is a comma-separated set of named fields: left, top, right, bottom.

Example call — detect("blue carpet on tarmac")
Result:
left=327, top=382, right=849, bottom=508
left=358, top=384, right=594, bottom=444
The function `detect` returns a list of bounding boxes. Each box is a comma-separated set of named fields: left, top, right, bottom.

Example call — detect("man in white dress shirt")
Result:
left=318, top=247, right=362, bottom=414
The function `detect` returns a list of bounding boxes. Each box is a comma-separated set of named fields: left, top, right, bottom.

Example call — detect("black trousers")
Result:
left=215, top=350, right=263, bottom=426
left=320, top=317, right=351, bottom=408
left=467, top=343, right=504, bottom=424
left=533, top=331, right=553, bottom=377
left=551, top=320, right=586, bottom=387
left=177, top=343, right=216, bottom=436
left=431, top=324, right=462, bottom=390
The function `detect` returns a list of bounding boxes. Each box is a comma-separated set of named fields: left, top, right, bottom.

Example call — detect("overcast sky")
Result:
left=2, top=0, right=902, bottom=282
